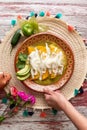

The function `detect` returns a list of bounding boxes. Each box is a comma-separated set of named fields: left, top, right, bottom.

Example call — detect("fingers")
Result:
left=44, top=93, right=50, bottom=100
left=44, top=89, right=52, bottom=100
left=56, top=90, right=61, bottom=93
left=4, top=73, right=11, bottom=80
left=43, top=88, right=61, bottom=95
left=43, top=88, right=54, bottom=95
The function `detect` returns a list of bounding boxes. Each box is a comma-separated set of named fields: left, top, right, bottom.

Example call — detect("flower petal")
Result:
left=10, top=87, right=18, bottom=96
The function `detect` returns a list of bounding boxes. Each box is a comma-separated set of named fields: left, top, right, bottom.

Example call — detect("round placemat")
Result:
left=0, top=17, right=87, bottom=109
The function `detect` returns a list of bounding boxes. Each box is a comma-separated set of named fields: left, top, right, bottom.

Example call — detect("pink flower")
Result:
left=10, top=87, right=18, bottom=96
left=17, top=91, right=29, bottom=102
left=28, top=95, right=36, bottom=104
left=17, top=91, right=36, bottom=104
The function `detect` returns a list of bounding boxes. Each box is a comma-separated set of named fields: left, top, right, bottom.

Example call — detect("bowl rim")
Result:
left=14, top=32, right=74, bottom=92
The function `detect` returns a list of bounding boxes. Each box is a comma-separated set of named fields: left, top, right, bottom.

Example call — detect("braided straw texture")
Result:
left=0, top=17, right=87, bottom=109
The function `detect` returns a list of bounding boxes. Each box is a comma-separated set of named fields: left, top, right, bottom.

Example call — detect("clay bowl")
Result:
left=14, top=32, right=74, bottom=92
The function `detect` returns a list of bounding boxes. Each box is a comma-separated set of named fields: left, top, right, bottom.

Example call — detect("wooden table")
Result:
left=0, top=1, right=87, bottom=130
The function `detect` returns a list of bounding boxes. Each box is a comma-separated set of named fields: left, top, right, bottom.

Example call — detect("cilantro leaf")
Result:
left=18, top=53, right=28, bottom=62
left=16, top=53, right=28, bottom=70
left=16, top=61, right=25, bottom=70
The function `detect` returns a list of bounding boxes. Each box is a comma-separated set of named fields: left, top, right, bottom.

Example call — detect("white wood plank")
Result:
left=0, top=106, right=87, bottom=130
left=0, top=0, right=87, bottom=4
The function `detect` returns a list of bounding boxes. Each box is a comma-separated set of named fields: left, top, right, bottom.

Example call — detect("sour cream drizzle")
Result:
left=28, top=43, right=64, bottom=80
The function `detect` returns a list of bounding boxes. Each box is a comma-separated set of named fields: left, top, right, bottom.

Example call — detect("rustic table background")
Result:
left=0, top=0, right=87, bottom=130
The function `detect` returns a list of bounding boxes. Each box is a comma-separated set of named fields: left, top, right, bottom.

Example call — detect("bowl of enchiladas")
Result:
left=14, top=32, right=74, bottom=92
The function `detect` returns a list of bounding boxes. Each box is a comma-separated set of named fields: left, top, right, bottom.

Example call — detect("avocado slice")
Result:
left=16, top=68, right=30, bottom=76
left=16, top=64, right=30, bottom=76
left=17, top=73, right=30, bottom=81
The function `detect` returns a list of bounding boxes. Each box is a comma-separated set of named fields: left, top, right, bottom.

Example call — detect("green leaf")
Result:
left=18, top=53, right=28, bottom=62
left=0, top=116, right=5, bottom=122
left=16, top=96, right=22, bottom=106
left=9, top=99, right=15, bottom=105
left=16, top=61, right=25, bottom=70
left=6, top=93, right=11, bottom=98
left=16, top=53, right=28, bottom=70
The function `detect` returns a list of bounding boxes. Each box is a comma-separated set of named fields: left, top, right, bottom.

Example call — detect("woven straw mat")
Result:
left=0, top=17, right=87, bottom=109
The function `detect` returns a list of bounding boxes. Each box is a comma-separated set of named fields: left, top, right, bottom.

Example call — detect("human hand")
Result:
left=44, top=89, right=87, bottom=130
left=0, top=72, right=11, bottom=89
left=44, top=88, right=67, bottom=110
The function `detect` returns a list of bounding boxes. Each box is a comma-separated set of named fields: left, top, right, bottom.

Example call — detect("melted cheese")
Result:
left=28, top=43, right=64, bottom=80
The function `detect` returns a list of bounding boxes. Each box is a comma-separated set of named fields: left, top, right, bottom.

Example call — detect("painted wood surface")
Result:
left=0, top=1, right=87, bottom=130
